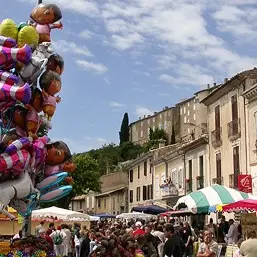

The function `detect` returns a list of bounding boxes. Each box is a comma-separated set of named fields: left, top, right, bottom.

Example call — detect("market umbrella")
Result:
left=131, top=204, right=168, bottom=215
left=94, top=213, right=116, bottom=219
left=223, top=199, right=257, bottom=212
left=174, top=184, right=249, bottom=214
left=116, top=212, right=156, bottom=219
left=160, top=209, right=193, bottom=217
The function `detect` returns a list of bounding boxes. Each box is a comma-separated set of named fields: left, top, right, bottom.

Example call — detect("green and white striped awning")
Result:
left=174, top=184, right=249, bottom=213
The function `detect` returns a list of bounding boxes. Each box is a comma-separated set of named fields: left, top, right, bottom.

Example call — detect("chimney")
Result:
left=139, top=117, right=141, bottom=120
left=144, top=115, right=146, bottom=118
left=213, top=82, right=216, bottom=86
left=148, top=115, right=151, bottom=117
left=165, top=106, right=169, bottom=109
left=154, top=112, right=157, bottom=114
left=224, top=78, right=229, bottom=83
left=207, top=84, right=210, bottom=89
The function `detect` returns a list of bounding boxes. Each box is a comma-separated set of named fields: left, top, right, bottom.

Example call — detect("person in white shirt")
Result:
left=225, top=219, right=238, bottom=244
left=62, top=224, right=72, bottom=257
left=35, top=221, right=44, bottom=237
left=50, top=225, right=67, bottom=257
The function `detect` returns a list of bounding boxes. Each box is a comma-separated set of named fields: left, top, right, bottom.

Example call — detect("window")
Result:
left=104, top=198, right=106, bottom=208
left=188, top=160, right=193, bottom=192
left=161, top=172, right=166, bottom=184
left=112, top=197, right=115, bottom=210
left=140, top=130, right=143, bottom=138
left=98, top=199, right=101, bottom=208
left=141, top=122, right=143, bottom=127
left=184, top=107, right=186, bottom=114
left=193, top=114, right=196, bottom=121
left=188, top=102, right=190, bottom=107
left=184, top=116, right=187, bottom=123
left=215, top=105, right=221, bottom=140
left=216, top=153, right=221, bottom=184
left=172, top=170, right=176, bottom=184
left=178, top=168, right=183, bottom=188
left=138, top=165, right=140, bottom=179
left=160, top=114, right=162, bottom=119
left=147, top=119, right=150, bottom=125
left=153, top=117, right=155, bottom=122
left=79, top=200, right=83, bottom=210
left=129, top=170, right=133, bottom=183
left=129, top=190, right=133, bottom=203
left=188, top=110, right=190, bottom=116
left=233, top=146, right=240, bottom=188
left=180, top=108, right=183, bottom=115
left=199, top=156, right=204, bottom=177
left=159, top=123, right=162, bottom=129
left=155, top=176, right=159, bottom=195
left=136, top=187, right=140, bottom=201
left=143, top=186, right=147, bottom=200
left=164, top=121, right=167, bottom=130
left=144, top=161, right=147, bottom=176
left=231, top=95, right=238, bottom=121
left=193, top=104, right=196, bottom=110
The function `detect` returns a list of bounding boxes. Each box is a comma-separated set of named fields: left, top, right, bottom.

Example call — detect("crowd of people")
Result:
left=27, top=216, right=257, bottom=257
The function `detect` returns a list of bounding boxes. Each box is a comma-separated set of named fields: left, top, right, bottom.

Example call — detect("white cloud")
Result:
left=109, top=101, right=125, bottom=108
left=135, top=106, right=153, bottom=117
left=19, top=0, right=99, bottom=17
left=79, top=29, right=94, bottom=39
left=213, top=5, right=257, bottom=40
left=53, top=40, right=93, bottom=57
left=104, top=77, right=111, bottom=84
left=111, top=33, right=144, bottom=50
left=76, top=60, right=108, bottom=74
left=97, top=137, right=108, bottom=143
left=160, top=63, right=214, bottom=87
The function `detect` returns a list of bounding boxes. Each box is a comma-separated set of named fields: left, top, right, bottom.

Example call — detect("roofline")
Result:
left=129, top=106, right=177, bottom=126
left=175, top=97, right=194, bottom=106
left=126, top=152, right=153, bottom=169
left=201, top=68, right=257, bottom=106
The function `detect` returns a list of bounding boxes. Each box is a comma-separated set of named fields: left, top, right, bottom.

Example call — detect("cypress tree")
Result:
left=119, top=112, right=129, bottom=145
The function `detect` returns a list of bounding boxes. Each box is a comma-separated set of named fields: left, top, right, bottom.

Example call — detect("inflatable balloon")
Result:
left=47, top=53, right=64, bottom=75
left=30, top=3, right=63, bottom=43
left=0, top=3, right=76, bottom=222
left=20, top=42, right=54, bottom=85
left=17, top=25, right=39, bottom=49
left=0, top=19, right=18, bottom=40
left=39, top=70, right=61, bottom=121
left=0, top=43, right=32, bottom=69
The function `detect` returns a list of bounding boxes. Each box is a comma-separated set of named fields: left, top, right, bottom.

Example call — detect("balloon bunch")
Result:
left=0, top=3, right=76, bottom=219
left=1, top=236, right=55, bottom=257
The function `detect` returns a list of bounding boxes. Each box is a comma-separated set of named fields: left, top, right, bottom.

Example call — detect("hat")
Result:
left=135, top=221, right=142, bottom=227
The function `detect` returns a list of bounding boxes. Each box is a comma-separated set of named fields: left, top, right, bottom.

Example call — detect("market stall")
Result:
left=131, top=204, right=168, bottom=215
left=32, top=206, right=91, bottom=232
left=116, top=212, right=156, bottom=220
left=174, top=184, right=250, bottom=213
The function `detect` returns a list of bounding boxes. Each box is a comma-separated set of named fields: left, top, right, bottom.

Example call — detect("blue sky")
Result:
left=3, top=0, right=257, bottom=153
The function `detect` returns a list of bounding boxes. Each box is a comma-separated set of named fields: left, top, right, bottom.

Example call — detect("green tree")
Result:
left=37, top=122, right=49, bottom=137
left=145, top=127, right=168, bottom=150
left=119, top=112, right=130, bottom=145
left=170, top=125, right=176, bottom=144
left=119, top=141, right=144, bottom=160
left=53, top=153, right=101, bottom=209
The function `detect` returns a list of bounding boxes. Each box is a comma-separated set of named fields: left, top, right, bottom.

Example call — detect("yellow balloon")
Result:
left=0, top=18, right=18, bottom=40
left=17, top=25, right=39, bottom=49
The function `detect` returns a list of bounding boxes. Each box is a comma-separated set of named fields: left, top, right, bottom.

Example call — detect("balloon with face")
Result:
left=30, top=3, right=63, bottom=43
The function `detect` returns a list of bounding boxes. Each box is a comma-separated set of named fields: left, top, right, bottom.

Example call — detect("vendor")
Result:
left=197, top=230, right=218, bottom=257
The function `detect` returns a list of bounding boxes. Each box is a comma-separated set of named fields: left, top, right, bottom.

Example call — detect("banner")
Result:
left=238, top=175, right=252, bottom=193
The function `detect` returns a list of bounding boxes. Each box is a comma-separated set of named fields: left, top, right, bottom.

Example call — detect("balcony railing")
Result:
left=160, top=184, right=178, bottom=198
left=227, top=119, right=241, bottom=141
left=229, top=174, right=238, bottom=189
left=196, top=176, right=204, bottom=190
left=212, top=177, right=223, bottom=185
left=211, top=128, right=222, bottom=148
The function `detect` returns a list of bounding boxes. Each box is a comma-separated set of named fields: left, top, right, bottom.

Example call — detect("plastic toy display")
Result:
left=0, top=1, right=76, bottom=225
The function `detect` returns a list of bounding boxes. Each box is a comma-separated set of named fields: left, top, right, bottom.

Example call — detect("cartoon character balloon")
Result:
left=30, top=3, right=63, bottom=43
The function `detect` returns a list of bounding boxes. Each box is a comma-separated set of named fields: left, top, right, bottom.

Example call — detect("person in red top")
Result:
left=133, top=221, right=146, bottom=237
left=39, top=228, right=54, bottom=251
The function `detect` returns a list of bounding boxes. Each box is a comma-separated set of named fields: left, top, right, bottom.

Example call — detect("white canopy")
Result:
left=89, top=215, right=100, bottom=221
left=32, top=206, right=90, bottom=221
left=116, top=212, right=156, bottom=220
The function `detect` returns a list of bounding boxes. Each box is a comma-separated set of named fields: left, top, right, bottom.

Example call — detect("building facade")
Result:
left=95, top=171, right=128, bottom=215
left=153, top=136, right=209, bottom=207
left=242, top=71, right=257, bottom=195
left=127, top=153, right=154, bottom=210
left=71, top=192, right=95, bottom=214
left=202, top=69, right=257, bottom=189
left=129, top=107, right=180, bottom=145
